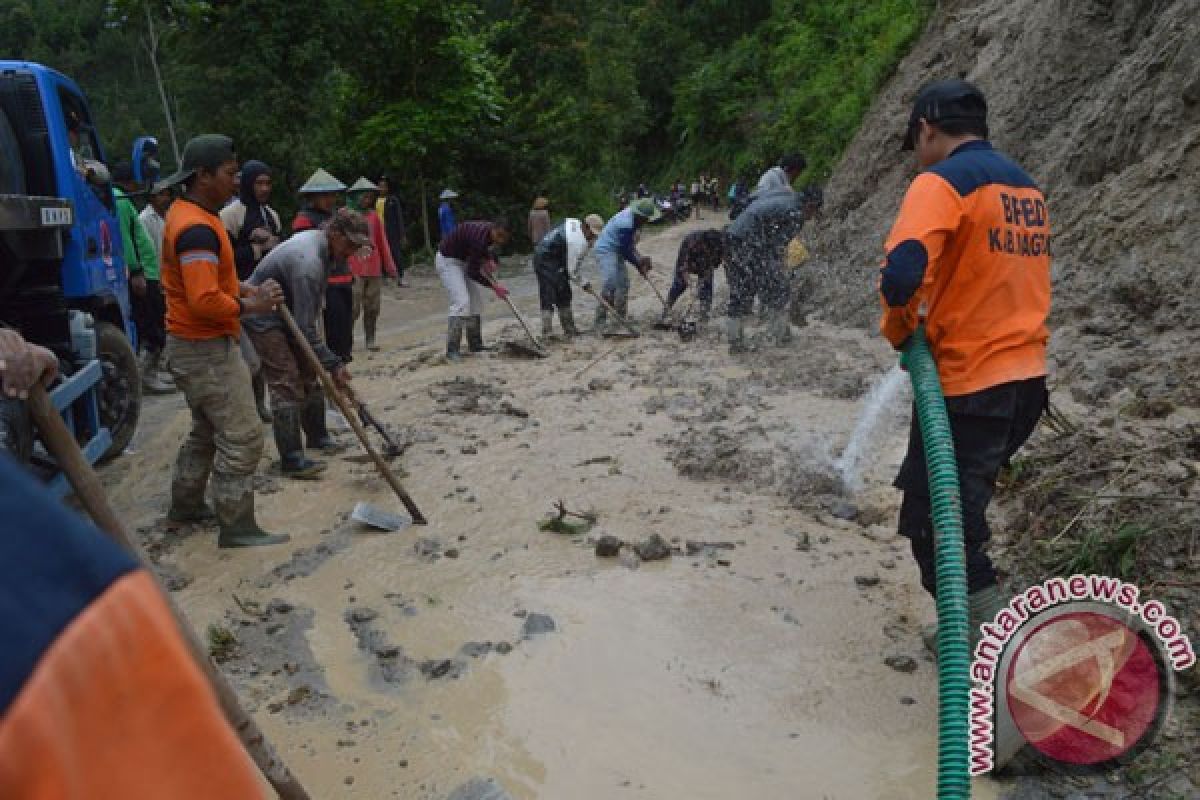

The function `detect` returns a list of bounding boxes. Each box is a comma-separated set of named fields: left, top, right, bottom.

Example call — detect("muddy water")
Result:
left=108, top=219, right=1001, bottom=799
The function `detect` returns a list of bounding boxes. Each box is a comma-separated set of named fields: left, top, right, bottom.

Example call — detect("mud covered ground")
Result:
left=99, top=217, right=1194, bottom=799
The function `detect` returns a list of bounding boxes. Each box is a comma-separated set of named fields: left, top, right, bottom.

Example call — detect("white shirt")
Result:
left=139, top=206, right=166, bottom=257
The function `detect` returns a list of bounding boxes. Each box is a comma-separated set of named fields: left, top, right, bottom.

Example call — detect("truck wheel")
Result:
left=0, top=107, right=26, bottom=195
left=95, top=321, right=141, bottom=460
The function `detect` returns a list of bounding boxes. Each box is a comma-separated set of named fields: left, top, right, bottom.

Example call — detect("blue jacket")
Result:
left=438, top=202, right=456, bottom=237
left=593, top=207, right=641, bottom=267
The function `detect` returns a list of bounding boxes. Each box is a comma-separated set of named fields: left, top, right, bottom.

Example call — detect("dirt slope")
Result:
left=801, top=0, right=1199, bottom=407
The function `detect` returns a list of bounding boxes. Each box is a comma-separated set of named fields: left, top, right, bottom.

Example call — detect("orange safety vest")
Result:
left=161, top=198, right=242, bottom=340
left=880, top=141, right=1050, bottom=397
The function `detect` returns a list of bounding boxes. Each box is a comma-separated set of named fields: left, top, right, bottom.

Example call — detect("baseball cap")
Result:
left=164, top=134, right=236, bottom=187
left=583, top=213, right=605, bottom=236
left=902, top=79, right=988, bottom=150
left=630, top=197, right=662, bottom=222
left=327, top=207, right=372, bottom=247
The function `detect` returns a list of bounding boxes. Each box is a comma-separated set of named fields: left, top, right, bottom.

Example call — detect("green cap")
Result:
left=164, top=134, right=236, bottom=187
left=347, top=176, right=379, bottom=194
left=630, top=197, right=662, bottom=222
left=299, top=168, right=347, bottom=194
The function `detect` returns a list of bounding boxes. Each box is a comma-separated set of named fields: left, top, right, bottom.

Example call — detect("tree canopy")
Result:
left=0, top=0, right=931, bottom=249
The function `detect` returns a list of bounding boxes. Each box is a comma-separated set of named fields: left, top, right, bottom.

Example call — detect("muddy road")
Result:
left=105, top=219, right=1002, bottom=799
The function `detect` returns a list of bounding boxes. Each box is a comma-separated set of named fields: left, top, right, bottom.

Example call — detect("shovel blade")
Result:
left=351, top=502, right=410, bottom=532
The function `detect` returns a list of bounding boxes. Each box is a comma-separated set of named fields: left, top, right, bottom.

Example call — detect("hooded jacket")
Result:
left=219, top=160, right=282, bottom=280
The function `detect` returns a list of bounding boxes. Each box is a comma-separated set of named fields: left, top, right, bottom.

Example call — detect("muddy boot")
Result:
left=251, top=373, right=272, bottom=423
left=558, top=307, right=579, bottom=337
left=466, top=315, right=491, bottom=353
left=301, top=387, right=340, bottom=453
left=273, top=406, right=326, bottom=479
left=365, top=316, right=380, bottom=351
left=213, top=477, right=290, bottom=549
left=768, top=310, right=793, bottom=345
left=727, top=317, right=747, bottom=354
left=139, top=350, right=174, bottom=395
left=541, top=310, right=554, bottom=336
left=593, top=300, right=609, bottom=334
left=167, top=483, right=216, bottom=524
left=446, top=316, right=465, bottom=361
left=968, top=584, right=1007, bottom=652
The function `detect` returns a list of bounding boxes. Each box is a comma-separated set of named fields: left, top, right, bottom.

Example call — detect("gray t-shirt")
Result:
left=243, top=230, right=340, bottom=370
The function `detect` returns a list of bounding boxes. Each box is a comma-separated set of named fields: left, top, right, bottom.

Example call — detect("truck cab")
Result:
left=1, top=60, right=143, bottom=471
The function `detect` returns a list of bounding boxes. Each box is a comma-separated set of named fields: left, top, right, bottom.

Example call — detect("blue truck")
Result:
left=0, top=61, right=151, bottom=489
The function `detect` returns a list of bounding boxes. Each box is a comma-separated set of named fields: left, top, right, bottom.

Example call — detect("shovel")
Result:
left=482, top=273, right=547, bottom=357
left=351, top=501, right=411, bottom=532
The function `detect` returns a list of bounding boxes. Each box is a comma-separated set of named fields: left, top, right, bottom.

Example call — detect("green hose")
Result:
left=900, top=327, right=971, bottom=799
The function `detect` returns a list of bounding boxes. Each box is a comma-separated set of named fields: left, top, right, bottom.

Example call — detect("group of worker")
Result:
left=0, top=78, right=1050, bottom=791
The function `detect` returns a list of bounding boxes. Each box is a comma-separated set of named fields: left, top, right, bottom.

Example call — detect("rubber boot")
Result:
left=365, top=315, right=379, bottom=351
left=147, top=349, right=176, bottom=388
left=214, top=477, right=290, bottom=549
left=139, top=350, right=174, bottom=395
left=273, top=406, right=326, bottom=479
left=541, top=310, right=554, bottom=336
left=252, top=373, right=272, bottom=423
left=301, top=387, right=340, bottom=453
left=611, top=290, right=637, bottom=336
left=922, top=585, right=1009, bottom=658
left=727, top=317, right=747, bottom=354
left=446, top=317, right=465, bottom=361
left=466, top=315, right=490, bottom=353
left=167, top=484, right=216, bottom=525
left=768, top=309, right=793, bottom=345
left=593, top=300, right=609, bottom=334
left=558, top=307, right=579, bottom=337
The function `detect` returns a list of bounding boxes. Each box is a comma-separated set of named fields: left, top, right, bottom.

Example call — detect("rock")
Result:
left=495, top=641, right=513, bottom=655
left=346, top=607, right=378, bottom=624
left=829, top=500, right=859, bottom=521
left=634, top=533, right=672, bottom=561
left=793, top=531, right=811, bottom=551
left=414, top=537, right=443, bottom=560
left=447, top=777, right=515, bottom=800
left=594, top=535, right=622, bottom=557
left=444, top=548, right=460, bottom=559
left=420, top=659, right=465, bottom=679
left=685, top=540, right=737, bottom=555
left=522, top=613, right=557, bottom=637
left=899, top=696, right=916, bottom=706
left=854, top=574, right=881, bottom=588
left=461, top=445, right=478, bottom=455
left=460, top=641, right=493, bottom=658
left=587, top=378, right=613, bottom=391
left=267, top=599, right=294, bottom=615
left=884, top=655, right=918, bottom=673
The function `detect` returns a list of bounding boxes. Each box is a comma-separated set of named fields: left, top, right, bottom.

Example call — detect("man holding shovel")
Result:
left=591, top=197, right=659, bottom=334
left=436, top=219, right=512, bottom=361
left=660, top=228, right=727, bottom=326
left=243, top=208, right=372, bottom=479
left=532, top=213, right=604, bottom=337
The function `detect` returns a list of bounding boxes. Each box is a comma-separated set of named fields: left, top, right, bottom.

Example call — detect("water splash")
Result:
left=835, top=366, right=908, bottom=493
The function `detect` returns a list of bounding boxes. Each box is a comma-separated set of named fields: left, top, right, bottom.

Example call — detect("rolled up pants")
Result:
left=165, top=335, right=264, bottom=505
left=435, top=253, right=485, bottom=317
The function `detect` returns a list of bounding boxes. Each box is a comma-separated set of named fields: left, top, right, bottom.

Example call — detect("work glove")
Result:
left=492, top=283, right=510, bottom=300
left=637, top=256, right=653, bottom=276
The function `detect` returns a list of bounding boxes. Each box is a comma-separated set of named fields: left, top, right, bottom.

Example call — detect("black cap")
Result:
left=163, top=134, right=236, bottom=187
left=902, top=79, right=987, bottom=150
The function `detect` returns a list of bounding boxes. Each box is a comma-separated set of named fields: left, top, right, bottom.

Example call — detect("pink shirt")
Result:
left=349, top=210, right=397, bottom=278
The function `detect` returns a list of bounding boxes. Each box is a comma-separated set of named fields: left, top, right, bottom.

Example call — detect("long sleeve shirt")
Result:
left=243, top=230, right=341, bottom=370
left=879, top=140, right=1050, bottom=397
left=138, top=205, right=166, bottom=259
left=438, top=203, right=457, bottom=238
left=533, top=219, right=590, bottom=279
left=438, top=221, right=498, bottom=284
left=348, top=210, right=397, bottom=278
left=114, top=188, right=159, bottom=281
left=675, top=230, right=726, bottom=279
left=592, top=208, right=643, bottom=268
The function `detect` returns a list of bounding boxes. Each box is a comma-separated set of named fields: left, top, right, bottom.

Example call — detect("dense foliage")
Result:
left=0, top=0, right=930, bottom=249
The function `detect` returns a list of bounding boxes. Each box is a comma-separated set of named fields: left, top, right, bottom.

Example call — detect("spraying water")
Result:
left=836, top=365, right=909, bottom=493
